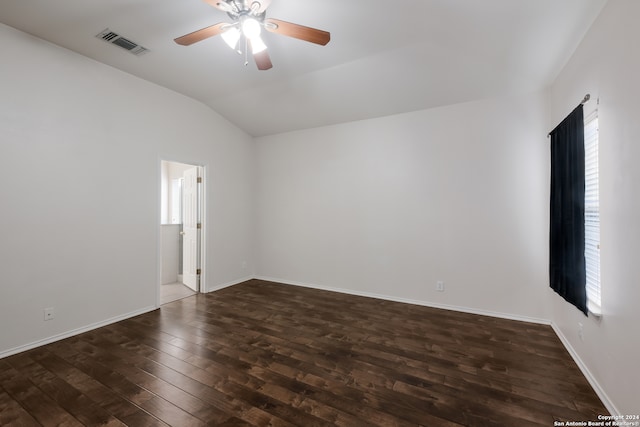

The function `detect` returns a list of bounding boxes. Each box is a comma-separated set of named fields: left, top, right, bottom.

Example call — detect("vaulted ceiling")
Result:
left=0, top=0, right=607, bottom=136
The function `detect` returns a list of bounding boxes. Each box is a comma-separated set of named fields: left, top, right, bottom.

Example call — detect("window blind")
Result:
left=584, top=111, right=601, bottom=313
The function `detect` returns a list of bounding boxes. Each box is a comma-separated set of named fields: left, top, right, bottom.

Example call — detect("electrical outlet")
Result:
left=436, top=281, right=445, bottom=292
left=578, top=322, right=584, bottom=341
left=44, top=307, right=54, bottom=321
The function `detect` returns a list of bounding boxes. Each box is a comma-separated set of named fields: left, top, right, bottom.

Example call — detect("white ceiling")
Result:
left=0, top=0, right=607, bottom=136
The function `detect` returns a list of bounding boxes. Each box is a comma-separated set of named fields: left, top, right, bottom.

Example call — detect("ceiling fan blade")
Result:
left=174, top=23, right=228, bottom=46
left=264, top=18, right=330, bottom=46
left=250, top=43, right=273, bottom=70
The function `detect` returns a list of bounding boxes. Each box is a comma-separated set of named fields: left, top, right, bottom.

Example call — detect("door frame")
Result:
left=157, top=158, right=206, bottom=307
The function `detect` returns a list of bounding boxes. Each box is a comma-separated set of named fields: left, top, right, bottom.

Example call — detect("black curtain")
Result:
left=549, top=105, right=588, bottom=316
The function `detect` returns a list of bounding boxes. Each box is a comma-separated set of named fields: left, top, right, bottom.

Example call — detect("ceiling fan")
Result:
left=174, top=0, right=330, bottom=70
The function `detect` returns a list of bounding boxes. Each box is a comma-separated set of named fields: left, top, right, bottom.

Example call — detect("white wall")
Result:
left=255, top=91, right=550, bottom=322
left=0, top=23, right=254, bottom=356
left=547, top=0, right=640, bottom=415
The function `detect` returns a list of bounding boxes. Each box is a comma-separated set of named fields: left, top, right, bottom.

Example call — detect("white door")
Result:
left=182, top=166, right=200, bottom=291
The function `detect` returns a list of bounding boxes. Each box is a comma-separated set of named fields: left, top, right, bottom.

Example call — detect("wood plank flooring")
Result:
left=0, top=279, right=608, bottom=426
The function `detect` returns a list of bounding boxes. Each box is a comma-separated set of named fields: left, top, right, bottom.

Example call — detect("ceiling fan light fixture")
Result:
left=251, top=35, right=267, bottom=54
left=221, top=26, right=241, bottom=49
left=241, top=17, right=261, bottom=39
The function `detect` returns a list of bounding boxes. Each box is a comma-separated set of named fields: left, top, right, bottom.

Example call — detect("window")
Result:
left=170, top=178, right=183, bottom=224
left=584, top=111, right=601, bottom=314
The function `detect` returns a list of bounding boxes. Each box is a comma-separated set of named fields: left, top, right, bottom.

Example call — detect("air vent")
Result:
left=96, top=29, right=149, bottom=56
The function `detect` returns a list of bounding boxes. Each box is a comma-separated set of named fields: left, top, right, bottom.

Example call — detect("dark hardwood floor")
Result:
left=1, top=279, right=607, bottom=426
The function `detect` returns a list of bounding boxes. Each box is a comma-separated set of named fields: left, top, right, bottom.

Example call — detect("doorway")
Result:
left=159, top=160, right=204, bottom=305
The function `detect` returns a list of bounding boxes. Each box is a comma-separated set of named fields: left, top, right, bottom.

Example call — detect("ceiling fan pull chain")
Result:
left=244, top=36, right=249, bottom=66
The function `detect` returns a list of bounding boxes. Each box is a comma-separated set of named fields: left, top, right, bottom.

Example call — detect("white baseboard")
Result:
left=254, top=275, right=617, bottom=414
left=550, top=322, right=619, bottom=416
left=205, top=275, right=254, bottom=293
left=0, top=306, right=157, bottom=360
left=254, top=275, right=550, bottom=325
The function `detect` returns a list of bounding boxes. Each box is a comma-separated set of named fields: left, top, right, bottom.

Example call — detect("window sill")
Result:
left=587, top=301, right=602, bottom=318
